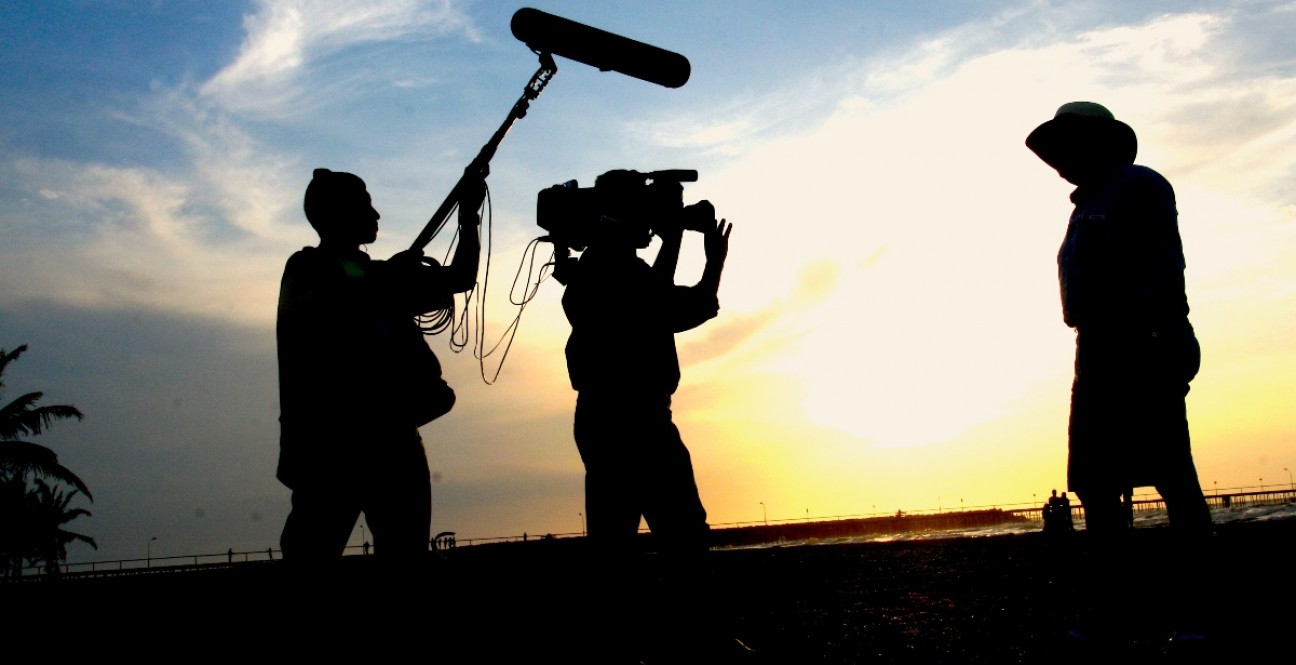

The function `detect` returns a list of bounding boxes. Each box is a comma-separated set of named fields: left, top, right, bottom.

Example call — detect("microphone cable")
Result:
left=415, top=184, right=559, bottom=385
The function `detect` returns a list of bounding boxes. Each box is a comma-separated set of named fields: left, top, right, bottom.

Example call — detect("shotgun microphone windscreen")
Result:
left=510, top=7, right=691, bottom=88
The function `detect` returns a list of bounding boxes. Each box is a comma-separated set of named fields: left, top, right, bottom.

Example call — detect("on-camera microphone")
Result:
left=510, top=7, right=690, bottom=88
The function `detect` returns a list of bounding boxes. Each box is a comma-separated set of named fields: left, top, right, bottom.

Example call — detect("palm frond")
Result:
left=0, top=394, right=84, bottom=440
left=0, top=345, right=29, bottom=383
left=67, top=532, right=97, bottom=550
left=0, top=441, right=92, bottom=499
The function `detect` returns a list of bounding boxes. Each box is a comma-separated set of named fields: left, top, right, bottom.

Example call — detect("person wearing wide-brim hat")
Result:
left=1026, top=101, right=1138, bottom=180
left=1026, top=101, right=1211, bottom=534
left=1027, top=102, right=1214, bottom=644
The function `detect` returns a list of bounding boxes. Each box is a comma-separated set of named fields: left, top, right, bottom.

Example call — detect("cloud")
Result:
left=0, top=112, right=299, bottom=324
left=664, top=3, right=1296, bottom=453
left=201, top=0, right=477, bottom=118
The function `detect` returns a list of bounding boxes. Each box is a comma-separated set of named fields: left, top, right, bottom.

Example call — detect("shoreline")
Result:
left=8, top=515, right=1293, bottom=662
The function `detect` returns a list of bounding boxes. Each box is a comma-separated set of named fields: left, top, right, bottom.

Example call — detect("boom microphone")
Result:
left=510, top=7, right=690, bottom=88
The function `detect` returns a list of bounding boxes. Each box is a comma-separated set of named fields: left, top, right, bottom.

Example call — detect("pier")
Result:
left=9, top=488, right=1294, bottom=579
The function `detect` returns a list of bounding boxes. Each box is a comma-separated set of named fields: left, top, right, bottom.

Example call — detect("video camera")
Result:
left=537, top=169, right=715, bottom=251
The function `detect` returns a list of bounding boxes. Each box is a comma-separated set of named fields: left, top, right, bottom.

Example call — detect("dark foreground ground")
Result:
left=6, top=517, right=1293, bottom=663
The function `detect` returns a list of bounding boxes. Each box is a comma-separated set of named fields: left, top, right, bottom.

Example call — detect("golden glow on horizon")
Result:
left=635, top=12, right=1296, bottom=525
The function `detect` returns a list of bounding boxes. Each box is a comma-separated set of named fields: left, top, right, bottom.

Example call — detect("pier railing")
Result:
left=13, top=488, right=1293, bottom=578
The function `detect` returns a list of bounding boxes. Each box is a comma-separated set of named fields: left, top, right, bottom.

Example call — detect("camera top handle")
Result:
left=408, top=52, right=558, bottom=252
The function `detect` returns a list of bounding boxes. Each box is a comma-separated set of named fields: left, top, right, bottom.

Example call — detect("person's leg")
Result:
left=281, top=485, right=361, bottom=562
left=1159, top=472, right=1211, bottom=535
left=1075, top=488, right=1128, bottom=535
left=364, top=429, right=432, bottom=562
left=640, top=413, right=744, bottom=659
left=641, top=418, right=709, bottom=554
left=1150, top=380, right=1211, bottom=537
left=1156, top=464, right=1216, bottom=640
left=573, top=397, right=647, bottom=662
left=575, top=398, right=645, bottom=550
left=1066, top=487, right=1134, bottom=649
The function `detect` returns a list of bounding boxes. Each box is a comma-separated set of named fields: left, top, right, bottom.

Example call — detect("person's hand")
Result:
left=458, top=177, right=486, bottom=224
left=704, top=218, right=732, bottom=264
left=388, top=248, right=425, bottom=265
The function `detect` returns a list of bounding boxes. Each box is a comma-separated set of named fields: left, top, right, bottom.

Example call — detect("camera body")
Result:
left=538, top=169, right=714, bottom=251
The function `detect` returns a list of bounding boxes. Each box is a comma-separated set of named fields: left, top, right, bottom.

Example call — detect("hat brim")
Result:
left=1026, top=115, right=1137, bottom=169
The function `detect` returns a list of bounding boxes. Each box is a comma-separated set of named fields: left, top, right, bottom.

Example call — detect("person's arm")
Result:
left=441, top=177, right=485, bottom=294
left=667, top=218, right=733, bottom=332
left=383, top=177, right=485, bottom=313
left=651, top=181, right=686, bottom=282
left=652, top=227, right=683, bottom=284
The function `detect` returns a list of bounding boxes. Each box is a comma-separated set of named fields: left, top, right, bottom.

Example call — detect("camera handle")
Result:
left=409, top=52, right=558, bottom=252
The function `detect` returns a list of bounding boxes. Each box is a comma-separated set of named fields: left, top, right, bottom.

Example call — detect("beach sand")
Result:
left=7, top=516, right=1292, bottom=662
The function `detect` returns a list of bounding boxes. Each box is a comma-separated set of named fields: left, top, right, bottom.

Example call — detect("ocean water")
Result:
left=732, top=500, right=1296, bottom=549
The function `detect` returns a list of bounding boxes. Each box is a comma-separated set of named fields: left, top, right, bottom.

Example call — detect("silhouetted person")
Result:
left=1027, top=102, right=1211, bottom=536
left=276, top=168, right=483, bottom=565
left=1027, top=101, right=1214, bottom=646
left=1060, top=492, right=1074, bottom=531
left=559, top=172, right=730, bottom=556
left=1043, top=489, right=1061, bottom=533
left=556, top=169, right=733, bottom=659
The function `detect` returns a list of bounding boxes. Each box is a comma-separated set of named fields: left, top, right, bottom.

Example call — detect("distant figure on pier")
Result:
left=1042, top=489, right=1073, bottom=534
left=433, top=531, right=457, bottom=551
left=1042, top=489, right=1067, bottom=534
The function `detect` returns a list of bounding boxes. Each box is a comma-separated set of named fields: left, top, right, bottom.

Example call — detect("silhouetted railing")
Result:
left=15, top=488, right=1293, bottom=578
left=11, top=542, right=375, bottom=578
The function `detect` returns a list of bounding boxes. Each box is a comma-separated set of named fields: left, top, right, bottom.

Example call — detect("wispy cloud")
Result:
left=0, top=2, right=490, bottom=324
left=200, top=0, right=477, bottom=118
left=0, top=154, right=289, bottom=322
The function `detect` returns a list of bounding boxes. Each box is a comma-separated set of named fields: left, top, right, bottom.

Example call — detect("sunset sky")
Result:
left=2, top=0, right=1294, bottom=563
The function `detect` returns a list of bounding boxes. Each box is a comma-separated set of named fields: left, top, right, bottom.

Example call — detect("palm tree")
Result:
left=0, top=344, right=90, bottom=497
left=19, top=478, right=97, bottom=575
left=1, top=343, right=92, bottom=576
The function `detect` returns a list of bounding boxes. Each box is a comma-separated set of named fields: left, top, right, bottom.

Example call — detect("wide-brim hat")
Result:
left=1026, top=101, right=1137, bottom=168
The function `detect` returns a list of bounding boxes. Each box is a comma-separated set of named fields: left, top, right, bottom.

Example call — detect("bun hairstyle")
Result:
left=303, top=168, right=366, bottom=231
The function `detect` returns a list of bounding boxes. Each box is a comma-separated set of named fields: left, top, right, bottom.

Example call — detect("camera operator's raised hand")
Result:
left=703, top=217, right=731, bottom=263
left=700, top=216, right=731, bottom=295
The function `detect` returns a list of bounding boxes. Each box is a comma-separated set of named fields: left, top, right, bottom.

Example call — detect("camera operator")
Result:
left=555, top=169, right=734, bottom=658
left=560, top=169, right=730, bottom=554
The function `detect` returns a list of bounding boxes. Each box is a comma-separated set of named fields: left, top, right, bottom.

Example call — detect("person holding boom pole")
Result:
left=276, top=168, right=484, bottom=565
